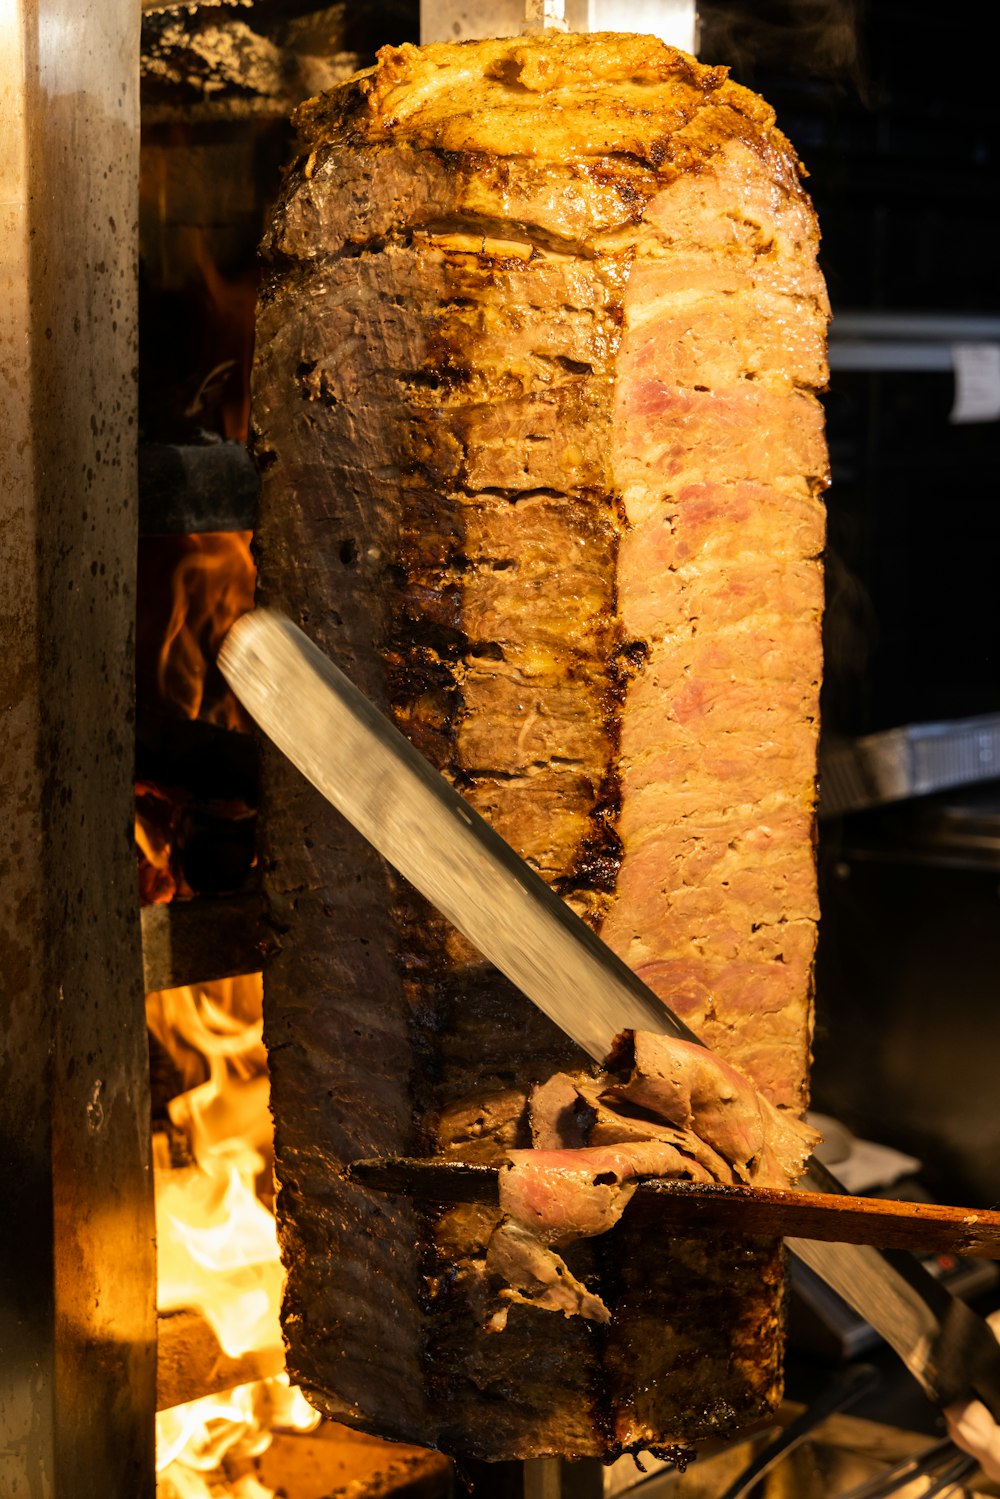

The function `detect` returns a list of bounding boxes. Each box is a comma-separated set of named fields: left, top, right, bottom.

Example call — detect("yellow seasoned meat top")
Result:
left=294, top=31, right=789, bottom=171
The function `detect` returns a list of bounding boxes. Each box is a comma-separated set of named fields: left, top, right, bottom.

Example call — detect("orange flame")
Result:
left=135, top=530, right=256, bottom=910
left=137, top=531, right=255, bottom=731
left=151, top=975, right=280, bottom=1357
left=150, top=975, right=321, bottom=1496
left=157, top=1374, right=319, bottom=1499
left=136, top=795, right=179, bottom=906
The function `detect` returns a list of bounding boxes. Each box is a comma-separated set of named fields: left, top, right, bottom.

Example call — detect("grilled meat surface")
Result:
left=252, top=31, right=827, bottom=1460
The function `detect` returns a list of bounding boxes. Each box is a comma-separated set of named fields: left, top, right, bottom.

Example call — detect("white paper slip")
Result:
left=950, top=343, right=1000, bottom=423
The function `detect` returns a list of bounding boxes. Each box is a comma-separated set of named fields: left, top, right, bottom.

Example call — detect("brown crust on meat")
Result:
left=253, top=32, right=826, bottom=1462
left=293, top=34, right=778, bottom=175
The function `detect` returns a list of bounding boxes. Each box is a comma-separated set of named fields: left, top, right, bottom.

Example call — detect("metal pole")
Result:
left=0, top=0, right=155, bottom=1494
left=828, top=342, right=955, bottom=371
left=830, top=312, right=1000, bottom=342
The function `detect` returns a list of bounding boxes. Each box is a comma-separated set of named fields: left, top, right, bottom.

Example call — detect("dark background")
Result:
left=702, top=0, right=1000, bottom=737
left=706, top=0, right=1000, bottom=1206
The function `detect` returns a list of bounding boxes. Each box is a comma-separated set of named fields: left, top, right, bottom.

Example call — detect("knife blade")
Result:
left=221, top=609, right=693, bottom=1064
left=219, top=607, right=1000, bottom=1418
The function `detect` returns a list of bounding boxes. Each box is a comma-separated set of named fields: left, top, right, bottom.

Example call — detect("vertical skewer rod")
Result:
left=523, top=0, right=568, bottom=32
left=523, top=1458, right=563, bottom=1499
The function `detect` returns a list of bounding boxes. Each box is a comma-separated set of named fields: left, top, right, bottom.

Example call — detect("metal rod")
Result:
left=524, top=1458, right=563, bottom=1499
left=828, top=342, right=956, bottom=372
left=831, top=312, right=1000, bottom=341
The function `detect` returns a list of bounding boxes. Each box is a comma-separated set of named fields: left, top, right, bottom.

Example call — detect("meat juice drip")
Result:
left=150, top=974, right=320, bottom=1498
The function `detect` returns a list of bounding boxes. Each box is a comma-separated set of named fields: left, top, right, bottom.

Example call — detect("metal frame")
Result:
left=419, top=0, right=697, bottom=49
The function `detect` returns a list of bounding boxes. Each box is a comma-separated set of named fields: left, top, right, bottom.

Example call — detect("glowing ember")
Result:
left=137, top=788, right=181, bottom=906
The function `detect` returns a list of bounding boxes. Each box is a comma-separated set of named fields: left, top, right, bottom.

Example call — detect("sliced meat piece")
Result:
left=499, top=1140, right=705, bottom=1245
left=484, top=1032, right=818, bottom=1327
left=485, top=1219, right=611, bottom=1330
left=604, top=1032, right=818, bottom=1186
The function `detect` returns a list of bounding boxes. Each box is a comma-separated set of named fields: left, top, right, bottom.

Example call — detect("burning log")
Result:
left=135, top=708, right=259, bottom=911
left=247, top=1421, right=451, bottom=1499
left=156, top=1370, right=450, bottom=1499
left=156, top=1309, right=285, bottom=1411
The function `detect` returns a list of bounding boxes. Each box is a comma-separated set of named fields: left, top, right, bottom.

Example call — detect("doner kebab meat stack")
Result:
left=251, top=31, right=827, bottom=1461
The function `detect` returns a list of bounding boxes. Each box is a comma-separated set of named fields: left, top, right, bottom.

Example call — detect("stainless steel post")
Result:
left=0, top=0, right=155, bottom=1493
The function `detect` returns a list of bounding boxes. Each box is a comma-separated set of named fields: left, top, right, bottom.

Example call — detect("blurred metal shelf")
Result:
left=829, top=311, right=1000, bottom=373
left=831, top=312, right=1000, bottom=341
left=819, top=714, right=1000, bottom=818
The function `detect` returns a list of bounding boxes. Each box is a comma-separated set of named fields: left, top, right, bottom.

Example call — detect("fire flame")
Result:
left=150, top=975, right=279, bottom=1357
left=150, top=975, right=320, bottom=1496
left=137, top=783, right=181, bottom=906
left=135, top=529, right=256, bottom=904
left=156, top=1375, right=319, bottom=1499
left=137, top=531, right=256, bottom=731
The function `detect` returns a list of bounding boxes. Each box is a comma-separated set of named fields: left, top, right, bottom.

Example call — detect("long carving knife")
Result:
left=219, top=606, right=1000, bottom=1419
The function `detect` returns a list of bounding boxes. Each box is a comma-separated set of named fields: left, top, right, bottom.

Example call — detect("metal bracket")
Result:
left=419, top=0, right=697, bottom=51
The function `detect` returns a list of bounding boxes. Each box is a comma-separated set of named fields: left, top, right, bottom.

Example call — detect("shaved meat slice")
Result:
left=486, top=1220, right=610, bottom=1330
left=491, top=1142, right=703, bottom=1327
left=500, top=1143, right=707, bottom=1244
left=528, top=1073, right=589, bottom=1150
left=485, top=1031, right=819, bottom=1325
left=576, top=1079, right=736, bottom=1183
left=605, top=1032, right=818, bottom=1187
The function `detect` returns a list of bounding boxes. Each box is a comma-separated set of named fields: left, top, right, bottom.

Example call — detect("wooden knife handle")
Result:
left=347, top=1158, right=1000, bottom=1260
left=641, top=1179, right=1000, bottom=1260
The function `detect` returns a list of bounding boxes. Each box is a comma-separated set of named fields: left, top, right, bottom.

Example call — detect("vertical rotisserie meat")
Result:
left=252, top=32, right=827, bottom=1460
